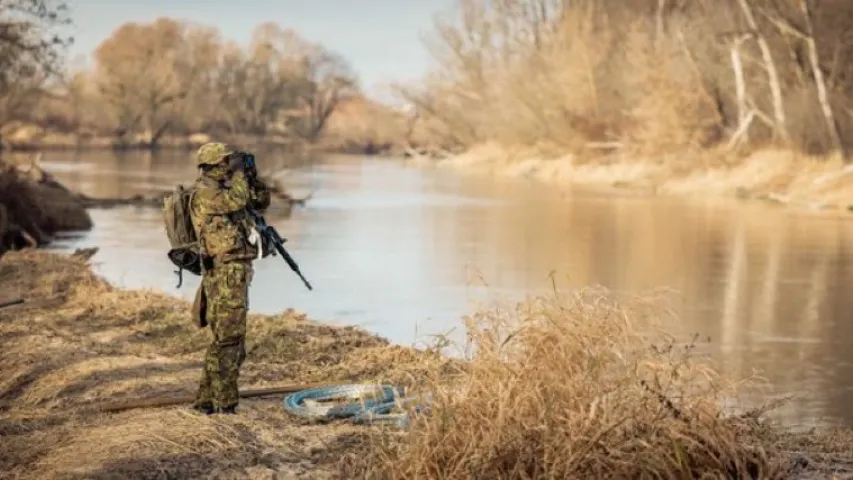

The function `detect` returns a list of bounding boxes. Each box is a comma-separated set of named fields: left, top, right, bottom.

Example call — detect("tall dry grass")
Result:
left=341, top=287, right=816, bottom=479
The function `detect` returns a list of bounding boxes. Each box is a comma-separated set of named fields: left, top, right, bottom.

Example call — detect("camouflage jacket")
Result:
left=189, top=170, right=271, bottom=265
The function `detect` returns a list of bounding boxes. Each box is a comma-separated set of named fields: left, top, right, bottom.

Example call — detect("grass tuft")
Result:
left=340, top=288, right=849, bottom=479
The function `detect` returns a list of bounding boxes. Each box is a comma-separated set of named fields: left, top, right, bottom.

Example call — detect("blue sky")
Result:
left=64, top=0, right=456, bottom=98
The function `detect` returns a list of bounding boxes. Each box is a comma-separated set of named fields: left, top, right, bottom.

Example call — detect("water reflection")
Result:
left=29, top=149, right=853, bottom=428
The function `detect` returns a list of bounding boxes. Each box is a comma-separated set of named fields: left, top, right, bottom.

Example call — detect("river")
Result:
left=31, top=149, right=853, bottom=429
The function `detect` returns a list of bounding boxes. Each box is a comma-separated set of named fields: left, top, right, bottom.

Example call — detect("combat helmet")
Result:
left=196, top=142, right=234, bottom=166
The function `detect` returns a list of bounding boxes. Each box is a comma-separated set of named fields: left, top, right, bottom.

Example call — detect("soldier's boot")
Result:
left=215, top=405, right=237, bottom=415
left=191, top=402, right=215, bottom=415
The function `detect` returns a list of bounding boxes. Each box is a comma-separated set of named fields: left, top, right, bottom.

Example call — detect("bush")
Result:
left=342, top=288, right=791, bottom=479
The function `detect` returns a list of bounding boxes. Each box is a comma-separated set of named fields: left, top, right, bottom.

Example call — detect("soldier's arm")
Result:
left=194, top=171, right=252, bottom=215
left=249, top=176, right=272, bottom=212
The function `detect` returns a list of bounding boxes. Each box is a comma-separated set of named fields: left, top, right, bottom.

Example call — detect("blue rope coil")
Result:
left=283, top=384, right=405, bottom=419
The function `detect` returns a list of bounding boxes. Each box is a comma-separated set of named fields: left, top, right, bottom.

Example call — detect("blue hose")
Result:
left=352, top=394, right=432, bottom=429
left=283, top=384, right=405, bottom=419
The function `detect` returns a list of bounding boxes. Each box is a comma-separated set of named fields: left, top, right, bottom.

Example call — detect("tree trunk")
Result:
left=730, top=34, right=752, bottom=145
left=736, top=0, right=788, bottom=143
left=799, top=0, right=846, bottom=157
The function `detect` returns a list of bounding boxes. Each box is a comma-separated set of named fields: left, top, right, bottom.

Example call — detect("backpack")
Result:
left=162, top=184, right=201, bottom=287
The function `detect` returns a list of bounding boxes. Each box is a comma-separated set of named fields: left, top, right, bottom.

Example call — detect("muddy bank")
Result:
left=1, top=251, right=852, bottom=478
left=0, top=162, right=92, bottom=257
left=0, top=250, right=455, bottom=479
left=410, top=143, right=853, bottom=214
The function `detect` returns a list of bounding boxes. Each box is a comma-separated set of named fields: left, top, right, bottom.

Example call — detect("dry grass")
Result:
left=1, top=250, right=851, bottom=479
left=340, top=288, right=853, bottom=479
left=0, top=250, right=455, bottom=479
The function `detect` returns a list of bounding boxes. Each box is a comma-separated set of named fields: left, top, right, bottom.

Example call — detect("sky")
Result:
left=63, top=0, right=457, bottom=100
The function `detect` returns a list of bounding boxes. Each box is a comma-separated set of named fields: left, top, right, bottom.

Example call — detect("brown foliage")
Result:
left=399, top=0, right=853, bottom=158
left=93, top=18, right=219, bottom=145
left=322, top=95, right=412, bottom=153
left=87, top=19, right=359, bottom=146
left=2, top=14, right=400, bottom=151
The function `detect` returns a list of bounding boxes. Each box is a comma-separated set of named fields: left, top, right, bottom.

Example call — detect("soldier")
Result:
left=189, top=142, right=271, bottom=415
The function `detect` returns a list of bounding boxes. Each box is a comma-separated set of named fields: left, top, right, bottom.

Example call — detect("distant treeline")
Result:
left=0, top=1, right=413, bottom=153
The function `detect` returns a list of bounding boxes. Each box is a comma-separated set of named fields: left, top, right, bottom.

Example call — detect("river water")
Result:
left=29, top=149, right=853, bottom=429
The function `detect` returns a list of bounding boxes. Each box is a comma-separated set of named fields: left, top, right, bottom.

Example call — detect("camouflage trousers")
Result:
left=194, top=260, right=253, bottom=410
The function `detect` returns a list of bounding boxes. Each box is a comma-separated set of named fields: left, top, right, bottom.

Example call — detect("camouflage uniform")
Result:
left=189, top=142, right=271, bottom=414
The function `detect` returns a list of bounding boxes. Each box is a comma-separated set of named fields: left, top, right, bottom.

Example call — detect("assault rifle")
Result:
left=235, top=151, right=313, bottom=291
left=248, top=208, right=313, bottom=291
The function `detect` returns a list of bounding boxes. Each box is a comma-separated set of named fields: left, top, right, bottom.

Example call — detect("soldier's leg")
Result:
left=207, top=261, right=251, bottom=412
left=193, top=276, right=217, bottom=413
left=212, top=335, right=246, bottom=412
left=193, top=339, right=218, bottom=413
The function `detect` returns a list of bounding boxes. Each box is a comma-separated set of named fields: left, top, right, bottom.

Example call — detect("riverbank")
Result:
left=2, top=251, right=852, bottom=478
left=412, top=143, right=853, bottom=213
left=0, top=160, right=93, bottom=256
left=0, top=125, right=400, bottom=156
left=0, top=249, right=454, bottom=478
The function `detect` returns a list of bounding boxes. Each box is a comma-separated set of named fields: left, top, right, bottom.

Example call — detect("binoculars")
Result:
left=228, top=151, right=257, bottom=172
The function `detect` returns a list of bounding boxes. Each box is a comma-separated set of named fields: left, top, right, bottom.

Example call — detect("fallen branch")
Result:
left=93, top=381, right=346, bottom=414
left=584, top=141, right=623, bottom=151
left=0, top=298, right=24, bottom=309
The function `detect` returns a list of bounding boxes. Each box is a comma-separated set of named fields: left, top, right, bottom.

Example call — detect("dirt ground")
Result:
left=0, top=250, right=454, bottom=479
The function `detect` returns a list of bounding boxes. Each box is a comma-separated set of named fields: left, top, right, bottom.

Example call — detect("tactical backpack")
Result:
left=162, top=184, right=201, bottom=287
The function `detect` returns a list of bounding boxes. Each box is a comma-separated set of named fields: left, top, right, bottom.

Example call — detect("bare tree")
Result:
left=761, top=0, right=846, bottom=157
left=0, top=0, right=71, bottom=140
left=797, top=0, right=846, bottom=157
left=286, top=45, right=357, bottom=142
left=735, top=0, right=789, bottom=142
left=213, top=24, right=310, bottom=135
left=93, top=18, right=218, bottom=147
left=726, top=32, right=756, bottom=149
